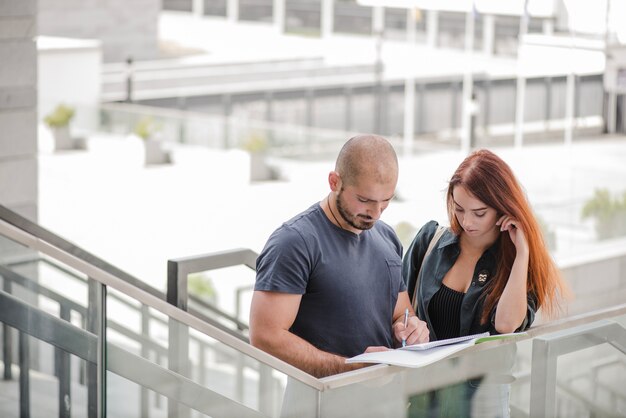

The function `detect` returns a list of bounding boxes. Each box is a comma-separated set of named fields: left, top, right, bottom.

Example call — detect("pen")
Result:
left=401, top=308, right=409, bottom=347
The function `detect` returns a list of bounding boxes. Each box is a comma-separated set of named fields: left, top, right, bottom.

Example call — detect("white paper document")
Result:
left=346, top=332, right=525, bottom=368
left=399, top=331, right=489, bottom=351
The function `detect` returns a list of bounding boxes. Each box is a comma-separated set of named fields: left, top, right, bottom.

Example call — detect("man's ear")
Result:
left=328, top=171, right=341, bottom=192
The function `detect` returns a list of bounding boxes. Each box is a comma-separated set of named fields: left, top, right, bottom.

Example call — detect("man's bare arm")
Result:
left=249, top=290, right=365, bottom=378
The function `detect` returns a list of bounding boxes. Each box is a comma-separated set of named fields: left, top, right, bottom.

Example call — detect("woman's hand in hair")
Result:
left=497, top=215, right=529, bottom=256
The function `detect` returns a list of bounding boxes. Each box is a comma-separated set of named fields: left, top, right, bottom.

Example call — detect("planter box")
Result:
left=51, top=126, right=73, bottom=151
left=249, top=152, right=273, bottom=182
left=144, top=138, right=170, bottom=165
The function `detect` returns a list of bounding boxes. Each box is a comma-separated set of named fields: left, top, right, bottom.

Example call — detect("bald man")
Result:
left=250, top=135, right=429, bottom=378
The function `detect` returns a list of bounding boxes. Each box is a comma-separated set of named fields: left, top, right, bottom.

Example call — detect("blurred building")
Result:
left=1, top=1, right=626, bottom=417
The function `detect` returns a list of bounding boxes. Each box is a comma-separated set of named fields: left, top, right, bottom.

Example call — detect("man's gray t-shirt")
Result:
left=254, top=203, right=406, bottom=358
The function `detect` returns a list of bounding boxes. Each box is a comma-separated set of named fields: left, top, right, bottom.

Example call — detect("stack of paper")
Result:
left=346, top=332, right=524, bottom=368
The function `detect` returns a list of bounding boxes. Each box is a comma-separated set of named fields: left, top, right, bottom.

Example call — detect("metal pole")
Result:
left=18, top=331, right=30, bottom=418
left=461, top=6, right=475, bottom=155
left=58, top=305, right=72, bottom=418
left=98, top=284, right=107, bottom=418
left=140, top=305, right=150, bottom=417
left=373, top=7, right=385, bottom=135
left=86, top=279, right=101, bottom=418
left=273, top=0, right=285, bottom=34
left=403, top=76, right=416, bottom=157
left=607, top=92, right=617, bottom=133
left=125, top=56, right=134, bottom=104
left=514, top=0, right=530, bottom=149
left=192, top=0, right=204, bottom=17
left=403, top=8, right=417, bottom=156
left=166, top=261, right=190, bottom=418
left=483, top=14, right=495, bottom=56
left=321, top=0, right=334, bottom=39
left=565, top=73, right=575, bottom=146
left=227, top=0, right=238, bottom=22
left=3, top=277, right=12, bottom=380
left=426, top=10, right=438, bottom=48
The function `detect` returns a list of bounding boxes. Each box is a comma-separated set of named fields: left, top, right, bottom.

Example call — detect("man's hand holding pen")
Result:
left=393, top=312, right=429, bottom=347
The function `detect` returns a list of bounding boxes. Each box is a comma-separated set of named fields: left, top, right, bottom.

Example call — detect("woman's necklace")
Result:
left=327, top=195, right=345, bottom=230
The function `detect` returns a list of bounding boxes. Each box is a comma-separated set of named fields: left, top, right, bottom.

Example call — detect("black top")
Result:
left=402, top=220, right=538, bottom=340
left=428, top=284, right=465, bottom=340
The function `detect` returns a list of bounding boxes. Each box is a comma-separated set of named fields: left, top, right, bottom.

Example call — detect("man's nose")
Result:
left=369, top=202, right=384, bottom=218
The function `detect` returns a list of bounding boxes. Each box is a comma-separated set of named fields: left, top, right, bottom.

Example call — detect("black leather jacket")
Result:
left=402, top=220, right=537, bottom=341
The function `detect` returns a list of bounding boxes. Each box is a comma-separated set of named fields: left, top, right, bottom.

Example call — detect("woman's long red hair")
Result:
left=447, top=149, right=569, bottom=323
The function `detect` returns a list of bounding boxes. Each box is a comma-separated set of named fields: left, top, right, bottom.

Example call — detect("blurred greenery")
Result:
left=581, top=188, right=626, bottom=240
left=395, top=221, right=417, bottom=250
left=241, top=132, right=269, bottom=153
left=44, top=104, right=75, bottom=128
left=133, top=117, right=161, bottom=140
left=188, top=273, right=217, bottom=304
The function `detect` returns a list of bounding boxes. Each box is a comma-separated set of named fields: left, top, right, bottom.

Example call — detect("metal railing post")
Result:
left=3, top=276, right=12, bottom=380
left=86, top=278, right=100, bottom=418
left=58, top=304, right=72, bottom=418
left=18, top=331, right=30, bottom=418
left=141, top=304, right=150, bottom=417
left=167, top=260, right=190, bottom=418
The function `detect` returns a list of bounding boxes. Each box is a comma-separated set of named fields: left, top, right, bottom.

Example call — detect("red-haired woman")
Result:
left=402, top=149, right=569, bottom=417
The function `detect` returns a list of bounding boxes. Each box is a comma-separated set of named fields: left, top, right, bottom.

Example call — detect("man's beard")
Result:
left=336, top=189, right=375, bottom=231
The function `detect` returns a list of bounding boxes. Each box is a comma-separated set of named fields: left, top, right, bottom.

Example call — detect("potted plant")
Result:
left=44, top=104, right=75, bottom=151
left=241, top=133, right=273, bottom=181
left=133, top=117, right=169, bottom=165
left=581, top=188, right=626, bottom=240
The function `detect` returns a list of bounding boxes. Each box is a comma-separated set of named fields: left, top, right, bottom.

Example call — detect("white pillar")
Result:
left=461, top=10, right=475, bottom=155
left=372, top=6, right=385, bottom=35
left=483, top=14, right=495, bottom=56
left=192, top=0, right=204, bottom=17
left=404, top=7, right=418, bottom=154
left=227, top=0, right=239, bottom=22
left=406, top=8, right=417, bottom=44
left=403, top=76, right=416, bottom=157
left=514, top=76, right=526, bottom=149
left=564, top=73, right=575, bottom=146
left=274, top=0, right=285, bottom=34
left=373, top=7, right=385, bottom=134
left=321, top=0, right=334, bottom=38
left=542, top=19, right=554, bottom=35
left=607, top=91, right=617, bottom=134
left=514, top=0, right=530, bottom=149
left=427, top=10, right=438, bottom=48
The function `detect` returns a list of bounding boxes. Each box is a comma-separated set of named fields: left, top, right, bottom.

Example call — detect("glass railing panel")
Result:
left=0, top=284, right=101, bottom=418
left=545, top=314, right=626, bottom=417
left=320, top=312, right=626, bottom=418
left=105, top=291, right=295, bottom=418
left=186, top=264, right=255, bottom=332
left=321, top=341, right=525, bottom=418
left=106, top=371, right=166, bottom=418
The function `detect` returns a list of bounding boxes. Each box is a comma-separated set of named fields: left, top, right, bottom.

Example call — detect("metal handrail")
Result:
left=0, top=211, right=322, bottom=390
left=1, top=255, right=252, bottom=391
left=4, top=228, right=252, bottom=340
left=0, top=290, right=267, bottom=418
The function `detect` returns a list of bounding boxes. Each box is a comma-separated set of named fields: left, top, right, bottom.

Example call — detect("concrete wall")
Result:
left=38, top=36, right=102, bottom=130
left=0, top=0, right=38, bottom=222
left=38, top=0, right=160, bottom=63
left=558, top=238, right=626, bottom=317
